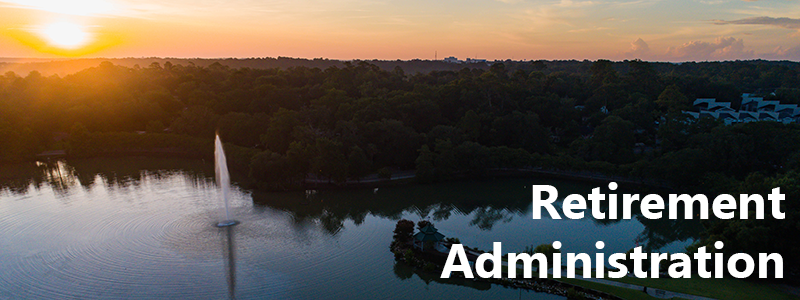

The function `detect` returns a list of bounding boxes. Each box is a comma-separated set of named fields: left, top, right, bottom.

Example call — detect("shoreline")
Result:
left=392, top=240, right=626, bottom=300
left=300, top=167, right=674, bottom=192
left=25, top=150, right=677, bottom=193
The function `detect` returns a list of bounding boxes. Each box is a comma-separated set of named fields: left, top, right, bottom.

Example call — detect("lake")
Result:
left=0, top=157, right=699, bottom=299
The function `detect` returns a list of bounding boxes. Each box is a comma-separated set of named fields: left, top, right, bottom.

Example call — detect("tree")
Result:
left=347, top=146, right=372, bottom=181
left=392, top=219, right=415, bottom=245
left=489, top=146, right=531, bottom=169
left=657, top=112, right=720, bottom=152
left=454, top=141, right=491, bottom=177
left=656, top=85, right=689, bottom=113
left=141, top=88, right=183, bottom=117
left=617, top=248, right=649, bottom=274
left=286, top=141, right=311, bottom=182
left=249, top=150, right=289, bottom=188
left=145, top=120, right=165, bottom=133
left=417, top=220, right=432, bottom=230
left=459, top=110, right=481, bottom=142
left=217, top=112, right=269, bottom=147
left=426, top=125, right=466, bottom=146
left=589, top=59, right=619, bottom=90
left=311, top=138, right=348, bottom=184
left=434, top=139, right=457, bottom=179
left=169, top=106, right=219, bottom=138
left=586, top=84, right=628, bottom=112
left=534, top=243, right=561, bottom=268
left=625, top=59, right=662, bottom=98
left=415, top=145, right=436, bottom=183
left=67, top=122, right=91, bottom=156
left=649, top=148, right=709, bottom=186
left=613, top=93, right=656, bottom=137
left=0, top=121, right=35, bottom=161
left=489, top=111, right=550, bottom=154
left=261, top=108, right=301, bottom=154
left=377, top=167, right=392, bottom=180
left=363, top=119, right=420, bottom=168
left=571, top=116, right=635, bottom=164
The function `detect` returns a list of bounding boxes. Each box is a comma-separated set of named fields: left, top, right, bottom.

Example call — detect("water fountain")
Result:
left=215, top=134, right=238, bottom=227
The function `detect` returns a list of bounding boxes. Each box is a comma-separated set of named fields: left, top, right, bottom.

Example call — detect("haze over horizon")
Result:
left=0, top=0, right=799, bottom=62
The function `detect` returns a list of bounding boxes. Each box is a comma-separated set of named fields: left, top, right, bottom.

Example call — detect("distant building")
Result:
left=683, top=93, right=800, bottom=125
left=443, top=56, right=461, bottom=63
left=465, top=58, right=487, bottom=64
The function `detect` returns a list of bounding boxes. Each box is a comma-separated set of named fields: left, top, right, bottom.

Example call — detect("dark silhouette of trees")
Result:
left=4, top=57, right=800, bottom=275
left=656, top=85, right=690, bottom=113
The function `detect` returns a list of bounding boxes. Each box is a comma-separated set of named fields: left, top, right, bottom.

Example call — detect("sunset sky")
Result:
left=0, top=0, right=799, bottom=61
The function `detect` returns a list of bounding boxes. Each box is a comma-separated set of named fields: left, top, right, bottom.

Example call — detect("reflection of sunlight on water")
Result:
left=40, top=160, right=78, bottom=193
left=0, top=161, right=277, bottom=299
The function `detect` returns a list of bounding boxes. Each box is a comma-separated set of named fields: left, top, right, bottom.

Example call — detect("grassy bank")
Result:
left=558, top=278, right=676, bottom=300
left=500, top=260, right=797, bottom=300
left=607, top=276, right=797, bottom=300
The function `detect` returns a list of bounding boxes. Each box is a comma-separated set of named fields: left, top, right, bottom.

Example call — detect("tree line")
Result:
left=1, top=58, right=800, bottom=274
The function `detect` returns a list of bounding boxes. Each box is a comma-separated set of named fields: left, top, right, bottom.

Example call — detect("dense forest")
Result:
left=1, top=58, right=799, bottom=276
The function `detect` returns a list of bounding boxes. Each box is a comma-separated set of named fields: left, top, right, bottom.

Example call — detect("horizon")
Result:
left=0, top=1, right=799, bottom=61
left=1, top=56, right=799, bottom=64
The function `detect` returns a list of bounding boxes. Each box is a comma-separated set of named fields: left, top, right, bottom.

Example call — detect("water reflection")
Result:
left=0, top=157, right=215, bottom=195
left=392, top=262, right=491, bottom=291
left=469, top=207, right=514, bottom=230
left=222, top=226, right=237, bottom=300
left=636, top=215, right=701, bottom=252
left=0, top=157, right=710, bottom=299
left=0, top=157, right=701, bottom=254
left=250, top=185, right=700, bottom=253
left=1, top=157, right=577, bottom=299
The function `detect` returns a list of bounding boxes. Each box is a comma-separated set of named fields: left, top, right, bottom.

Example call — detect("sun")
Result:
left=41, top=22, right=90, bottom=49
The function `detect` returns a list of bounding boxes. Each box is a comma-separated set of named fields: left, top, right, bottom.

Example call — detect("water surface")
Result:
left=0, top=157, right=698, bottom=299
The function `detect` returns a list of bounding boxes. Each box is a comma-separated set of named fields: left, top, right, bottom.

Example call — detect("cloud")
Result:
left=516, top=0, right=609, bottom=30
left=625, top=38, right=651, bottom=58
left=567, top=27, right=611, bottom=33
left=777, top=46, right=800, bottom=59
left=556, top=0, right=596, bottom=8
left=761, top=45, right=800, bottom=60
left=665, top=36, right=754, bottom=61
left=714, top=16, right=800, bottom=30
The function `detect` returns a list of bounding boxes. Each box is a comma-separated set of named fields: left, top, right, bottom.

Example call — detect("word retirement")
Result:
left=532, top=182, right=784, bottom=220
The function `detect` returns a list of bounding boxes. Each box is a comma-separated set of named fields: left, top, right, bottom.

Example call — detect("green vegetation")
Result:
left=606, top=276, right=797, bottom=300
left=2, top=59, right=800, bottom=276
left=559, top=278, right=665, bottom=300
left=65, top=131, right=258, bottom=170
left=390, top=219, right=415, bottom=260
left=499, top=255, right=797, bottom=299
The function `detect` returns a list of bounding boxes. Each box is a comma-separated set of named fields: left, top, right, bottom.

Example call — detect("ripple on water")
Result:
left=0, top=206, right=210, bottom=297
left=2, top=169, right=563, bottom=300
left=0, top=198, right=310, bottom=300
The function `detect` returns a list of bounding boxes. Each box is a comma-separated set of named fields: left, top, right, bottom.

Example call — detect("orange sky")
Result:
left=1, top=0, right=799, bottom=61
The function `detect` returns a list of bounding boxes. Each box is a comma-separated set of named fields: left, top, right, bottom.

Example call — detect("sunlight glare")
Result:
left=42, top=22, right=89, bottom=49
